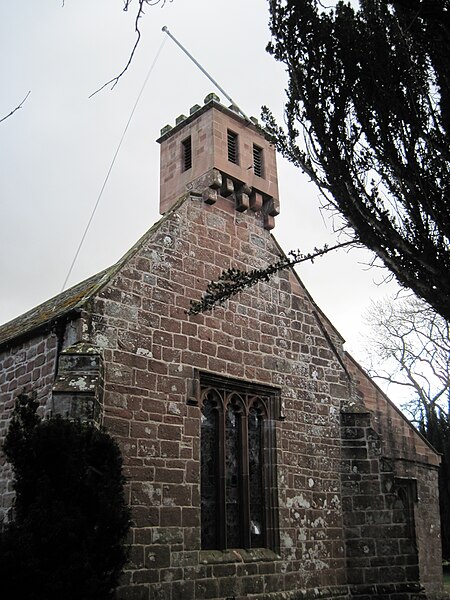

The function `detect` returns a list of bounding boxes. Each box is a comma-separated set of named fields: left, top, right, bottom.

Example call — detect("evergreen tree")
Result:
left=0, top=396, right=131, bottom=600
left=265, top=0, right=450, bottom=321
left=419, top=404, right=450, bottom=560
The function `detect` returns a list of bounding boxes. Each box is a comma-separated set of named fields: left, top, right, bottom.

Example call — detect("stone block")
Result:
left=236, top=191, right=249, bottom=212
left=202, top=188, right=217, bottom=205
left=250, top=190, right=263, bottom=211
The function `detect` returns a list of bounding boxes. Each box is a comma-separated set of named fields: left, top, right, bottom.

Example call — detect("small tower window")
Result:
left=253, top=144, right=264, bottom=178
left=182, top=136, right=192, bottom=171
left=227, top=130, right=239, bottom=164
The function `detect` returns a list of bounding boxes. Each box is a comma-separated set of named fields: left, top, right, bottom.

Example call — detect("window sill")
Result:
left=199, top=548, right=280, bottom=564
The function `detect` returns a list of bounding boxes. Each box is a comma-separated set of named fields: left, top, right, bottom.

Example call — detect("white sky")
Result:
left=1, top=0, right=399, bottom=366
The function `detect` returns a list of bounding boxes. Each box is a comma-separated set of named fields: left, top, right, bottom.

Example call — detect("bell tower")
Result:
left=157, top=94, right=280, bottom=230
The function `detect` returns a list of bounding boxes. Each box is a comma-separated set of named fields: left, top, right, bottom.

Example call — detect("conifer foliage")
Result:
left=0, top=396, right=131, bottom=600
left=420, top=407, right=450, bottom=560
left=265, top=0, right=450, bottom=321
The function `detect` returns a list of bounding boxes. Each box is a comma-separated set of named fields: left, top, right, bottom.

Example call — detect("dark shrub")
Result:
left=0, top=396, right=131, bottom=600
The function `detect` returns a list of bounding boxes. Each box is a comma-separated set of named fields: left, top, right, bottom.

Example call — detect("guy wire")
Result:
left=61, top=35, right=168, bottom=292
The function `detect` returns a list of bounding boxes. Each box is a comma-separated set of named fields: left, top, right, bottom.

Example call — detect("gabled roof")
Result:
left=0, top=191, right=346, bottom=352
left=0, top=269, right=109, bottom=348
left=0, top=195, right=188, bottom=350
left=344, top=351, right=440, bottom=464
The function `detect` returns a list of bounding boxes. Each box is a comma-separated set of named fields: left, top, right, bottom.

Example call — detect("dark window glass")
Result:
left=227, top=130, right=239, bottom=164
left=182, top=136, right=192, bottom=171
left=249, top=405, right=264, bottom=548
left=199, top=375, right=279, bottom=552
left=200, top=397, right=218, bottom=549
left=225, top=402, right=242, bottom=548
left=253, top=144, right=264, bottom=177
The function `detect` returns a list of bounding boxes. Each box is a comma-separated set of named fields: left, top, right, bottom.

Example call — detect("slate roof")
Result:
left=0, top=269, right=109, bottom=348
left=0, top=195, right=188, bottom=350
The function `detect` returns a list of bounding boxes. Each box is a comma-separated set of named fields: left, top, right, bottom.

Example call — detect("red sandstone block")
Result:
left=182, top=351, right=207, bottom=369
left=132, top=506, right=161, bottom=528
left=227, top=362, right=245, bottom=379
left=103, top=416, right=130, bottom=437
left=162, top=483, right=192, bottom=507
left=175, top=293, right=193, bottom=310
left=17, top=373, right=32, bottom=387
left=176, top=439, right=195, bottom=468
left=201, top=341, right=216, bottom=357
left=222, top=321, right=242, bottom=338
left=185, top=460, right=199, bottom=484
left=212, top=330, right=233, bottom=347
left=141, top=298, right=170, bottom=317
left=139, top=397, right=166, bottom=417
left=123, top=466, right=155, bottom=482
left=134, top=370, right=157, bottom=390
left=147, top=360, right=168, bottom=375
left=158, top=423, right=182, bottom=441
left=155, top=468, right=184, bottom=484
left=173, top=334, right=188, bottom=350
left=34, top=354, right=45, bottom=368
left=137, top=439, right=160, bottom=459
left=183, top=418, right=200, bottom=437
left=152, top=289, right=175, bottom=307
left=107, top=406, right=133, bottom=420
left=206, top=356, right=226, bottom=373
left=160, top=440, right=180, bottom=458
left=162, top=414, right=184, bottom=426
left=152, top=330, right=173, bottom=348
left=131, top=422, right=158, bottom=439
left=160, top=506, right=182, bottom=527
left=162, top=348, right=181, bottom=363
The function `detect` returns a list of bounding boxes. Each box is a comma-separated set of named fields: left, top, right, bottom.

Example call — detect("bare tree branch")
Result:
left=0, top=91, right=31, bottom=124
left=364, top=295, right=450, bottom=419
left=89, top=0, right=170, bottom=97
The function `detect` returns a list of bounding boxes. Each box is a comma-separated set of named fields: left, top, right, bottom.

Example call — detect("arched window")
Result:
left=199, top=375, right=280, bottom=552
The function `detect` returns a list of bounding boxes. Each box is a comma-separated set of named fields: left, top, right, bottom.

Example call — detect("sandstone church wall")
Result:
left=80, top=194, right=350, bottom=599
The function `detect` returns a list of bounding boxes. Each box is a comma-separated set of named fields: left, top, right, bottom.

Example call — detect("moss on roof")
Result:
left=0, top=194, right=189, bottom=350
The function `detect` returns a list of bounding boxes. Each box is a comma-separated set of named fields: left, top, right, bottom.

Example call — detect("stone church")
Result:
left=0, top=96, right=443, bottom=599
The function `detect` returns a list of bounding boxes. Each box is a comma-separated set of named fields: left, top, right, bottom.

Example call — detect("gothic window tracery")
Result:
left=199, top=375, right=280, bottom=552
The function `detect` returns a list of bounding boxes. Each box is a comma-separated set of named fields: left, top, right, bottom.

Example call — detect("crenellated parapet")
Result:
left=157, top=94, right=279, bottom=230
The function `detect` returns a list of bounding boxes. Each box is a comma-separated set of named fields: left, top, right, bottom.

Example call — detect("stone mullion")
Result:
left=263, top=411, right=278, bottom=553
left=217, top=392, right=227, bottom=550
left=240, top=405, right=251, bottom=549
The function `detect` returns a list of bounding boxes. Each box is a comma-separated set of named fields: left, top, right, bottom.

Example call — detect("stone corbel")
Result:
left=236, top=183, right=252, bottom=213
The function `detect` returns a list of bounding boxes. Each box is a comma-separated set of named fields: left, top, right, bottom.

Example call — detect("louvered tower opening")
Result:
left=253, top=144, right=264, bottom=177
left=182, top=136, right=192, bottom=171
left=227, top=130, right=239, bottom=164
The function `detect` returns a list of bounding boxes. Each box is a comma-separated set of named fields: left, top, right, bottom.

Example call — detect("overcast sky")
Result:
left=1, top=0, right=399, bottom=366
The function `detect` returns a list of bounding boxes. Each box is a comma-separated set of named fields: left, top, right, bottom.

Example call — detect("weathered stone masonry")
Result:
left=0, top=98, right=443, bottom=600
left=0, top=332, right=58, bottom=518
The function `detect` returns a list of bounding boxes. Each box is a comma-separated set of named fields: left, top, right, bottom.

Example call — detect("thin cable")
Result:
left=162, top=26, right=251, bottom=123
left=61, top=36, right=168, bottom=292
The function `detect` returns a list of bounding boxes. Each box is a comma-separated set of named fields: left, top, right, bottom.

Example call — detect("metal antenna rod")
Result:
left=162, top=26, right=251, bottom=123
